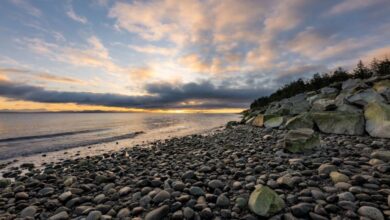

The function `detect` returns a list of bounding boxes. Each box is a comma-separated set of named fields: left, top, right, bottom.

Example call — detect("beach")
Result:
left=1, top=124, right=389, bottom=219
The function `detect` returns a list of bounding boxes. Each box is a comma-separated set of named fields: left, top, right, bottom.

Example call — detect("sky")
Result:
left=0, top=0, right=389, bottom=113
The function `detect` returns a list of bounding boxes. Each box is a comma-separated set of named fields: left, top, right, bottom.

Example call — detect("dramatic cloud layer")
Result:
left=0, top=80, right=271, bottom=109
left=0, top=0, right=389, bottom=111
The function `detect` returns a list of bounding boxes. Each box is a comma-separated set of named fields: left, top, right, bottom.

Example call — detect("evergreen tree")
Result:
left=353, top=60, right=371, bottom=79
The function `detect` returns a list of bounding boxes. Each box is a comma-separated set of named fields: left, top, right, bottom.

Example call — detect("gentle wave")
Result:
left=0, top=129, right=108, bottom=143
left=0, top=131, right=144, bottom=160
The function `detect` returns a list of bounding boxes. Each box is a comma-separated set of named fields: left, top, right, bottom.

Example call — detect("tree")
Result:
left=353, top=60, right=371, bottom=79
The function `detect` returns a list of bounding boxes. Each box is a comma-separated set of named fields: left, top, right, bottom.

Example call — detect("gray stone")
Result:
left=216, top=194, right=230, bottom=208
left=284, top=128, right=320, bottom=153
left=189, top=186, right=204, bottom=196
left=153, top=190, right=170, bottom=203
left=59, top=191, right=72, bottom=202
left=248, top=185, right=285, bottom=217
left=119, top=186, right=131, bottom=196
left=48, top=211, right=69, bottom=220
left=145, top=205, right=169, bottom=220
left=208, top=180, right=224, bottom=189
left=371, top=151, right=390, bottom=162
left=117, top=208, right=130, bottom=218
left=358, top=206, right=384, bottom=220
left=86, top=211, right=102, bottom=220
left=318, top=164, right=337, bottom=175
left=311, top=111, right=364, bottom=135
left=347, top=89, right=385, bottom=106
left=21, top=206, right=37, bottom=218
left=364, top=102, right=390, bottom=138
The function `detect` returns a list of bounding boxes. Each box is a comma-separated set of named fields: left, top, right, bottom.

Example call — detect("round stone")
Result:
left=21, top=206, right=37, bottom=218
left=153, top=190, right=170, bottom=203
left=189, top=186, right=204, bottom=196
left=358, top=206, right=384, bottom=220
left=86, top=211, right=102, bottom=220
left=216, top=194, right=230, bottom=208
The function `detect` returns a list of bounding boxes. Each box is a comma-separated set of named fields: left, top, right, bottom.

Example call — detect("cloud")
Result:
left=361, top=46, right=390, bottom=63
left=19, top=36, right=136, bottom=77
left=129, top=45, right=175, bottom=56
left=10, top=0, right=42, bottom=17
left=328, top=0, right=385, bottom=15
left=0, top=67, right=84, bottom=84
left=288, top=27, right=384, bottom=61
left=0, top=80, right=271, bottom=109
left=66, top=3, right=88, bottom=24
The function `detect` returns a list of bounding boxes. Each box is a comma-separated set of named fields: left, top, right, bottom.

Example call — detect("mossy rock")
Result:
left=373, top=80, right=390, bottom=93
left=364, top=102, right=390, bottom=138
left=248, top=185, right=285, bottom=217
left=285, top=113, right=314, bottom=130
left=0, top=179, right=11, bottom=188
left=264, top=116, right=284, bottom=128
left=284, top=128, right=320, bottom=153
left=311, top=111, right=364, bottom=135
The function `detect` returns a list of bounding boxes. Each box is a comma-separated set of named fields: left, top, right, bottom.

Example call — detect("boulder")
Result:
left=320, top=87, right=338, bottom=96
left=312, top=99, right=337, bottom=111
left=248, top=185, right=285, bottom=217
left=285, top=113, right=313, bottom=130
left=364, top=102, right=390, bottom=138
left=311, top=111, right=364, bottom=135
left=284, top=128, right=320, bottom=153
left=347, top=89, right=385, bottom=107
left=287, top=94, right=311, bottom=114
left=252, top=114, right=264, bottom=127
left=264, top=116, right=284, bottom=128
left=265, top=103, right=290, bottom=115
left=372, top=78, right=390, bottom=102
left=341, top=79, right=363, bottom=90
left=373, top=79, right=390, bottom=93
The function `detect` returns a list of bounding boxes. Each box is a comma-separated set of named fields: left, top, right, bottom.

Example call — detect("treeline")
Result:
left=250, top=58, right=390, bottom=109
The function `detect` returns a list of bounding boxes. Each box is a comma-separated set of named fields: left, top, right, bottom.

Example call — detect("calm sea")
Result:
left=0, top=113, right=239, bottom=160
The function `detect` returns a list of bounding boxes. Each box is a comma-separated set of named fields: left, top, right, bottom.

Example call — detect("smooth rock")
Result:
left=357, top=206, right=384, bottom=220
left=145, top=205, right=169, bottom=220
left=248, top=185, right=285, bottom=217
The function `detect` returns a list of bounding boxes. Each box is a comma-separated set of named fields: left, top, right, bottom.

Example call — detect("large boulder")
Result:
left=373, top=79, right=390, bottom=93
left=311, top=111, right=364, bottom=135
left=265, top=103, right=290, bottom=115
left=252, top=115, right=264, bottom=127
left=248, top=185, right=285, bottom=217
left=373, top=79, right=390, bottom=103
left=312, top=99, right=337, bottom=111
left=342, top=79, right=368, bottom=90
left=347, top=89, right=385, bottom=107
left=287, top=94, right=311, bottom=114
left=320, top=87, right=338, bottom=96
left=364, top=102, right=390, bottom=138
left=284, top=128, right=320, bottom=153
left=264, top=116, right=284, bottom=128
left=285, top=113, right=314, bottom=130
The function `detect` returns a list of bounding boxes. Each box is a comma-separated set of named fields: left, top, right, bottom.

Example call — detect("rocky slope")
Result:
left=0, top=125, right=389, bottom=220
left=242, top=75, right=390, bottom=139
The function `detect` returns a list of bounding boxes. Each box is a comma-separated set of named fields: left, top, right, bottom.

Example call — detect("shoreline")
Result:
left=0, top=125, right=225, bottom=174
left=1, top=124, right=389, bottom=219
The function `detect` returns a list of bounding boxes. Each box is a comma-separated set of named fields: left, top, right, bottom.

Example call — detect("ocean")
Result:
left=0, top=113, right=239, bottom=162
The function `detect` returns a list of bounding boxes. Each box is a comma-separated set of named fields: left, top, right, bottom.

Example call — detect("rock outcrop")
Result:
left=243, top=75, right=390, bottom=138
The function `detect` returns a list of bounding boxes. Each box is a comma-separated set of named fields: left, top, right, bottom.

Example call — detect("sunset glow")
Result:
left=0, top=0, right=389, bottom=112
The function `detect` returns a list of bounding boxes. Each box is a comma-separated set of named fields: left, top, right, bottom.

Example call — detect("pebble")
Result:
left=48, top=211, right=69, bottom=220
left=86, top=211, right=102, bottom=220
left=357, top=206, right=384, bottom=220
left=318, top=164, right=337, bottom=175
left=145, top=205, right=169, bottom=220
left=20, top=206, right=37, bottom=218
